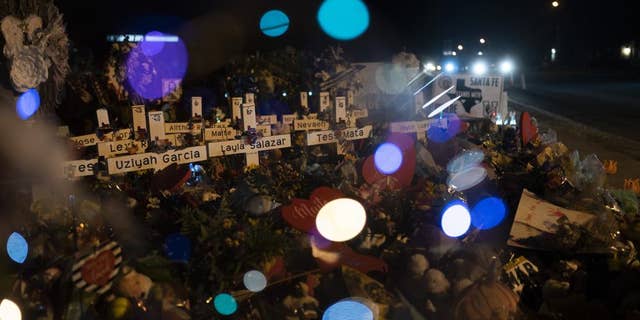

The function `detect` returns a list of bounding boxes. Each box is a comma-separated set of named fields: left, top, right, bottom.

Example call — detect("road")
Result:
left=508, top=75, right=640, bottom=142
left=506, top=73, right=640, bottom=188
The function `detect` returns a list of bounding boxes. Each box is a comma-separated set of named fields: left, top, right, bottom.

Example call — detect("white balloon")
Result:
left=316, top=198, right=367, bottom=242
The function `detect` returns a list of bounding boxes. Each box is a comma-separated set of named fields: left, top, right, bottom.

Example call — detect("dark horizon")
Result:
left=56, top=0, right=639, bottom=67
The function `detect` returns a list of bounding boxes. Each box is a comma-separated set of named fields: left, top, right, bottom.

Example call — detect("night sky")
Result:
left=57, top=0, right=636, bottom=66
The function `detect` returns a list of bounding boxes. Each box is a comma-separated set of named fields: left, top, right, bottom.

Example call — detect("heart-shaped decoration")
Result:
left=81, top=250, right=116, bottom=286
left=520, top=112, right=538, bottom=146
left=311, top=236, right=388, bottom=274
left=281, top=187, right=344, bottom=232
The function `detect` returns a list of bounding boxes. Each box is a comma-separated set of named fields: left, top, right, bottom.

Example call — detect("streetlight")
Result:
left=457, top=44, right=464, bottom=51
left=477, top=51, right=483, bottom=56
left=479, top=38, right=486, bottom=44
left=552, top=1, right=559, bottom=7
left=622, top=46, right=632, bottom=58
left=452, top=51, right=457, bottom=56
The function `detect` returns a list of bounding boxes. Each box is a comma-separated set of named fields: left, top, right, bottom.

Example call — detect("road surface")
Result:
left=507, top=73, right=640, bottom=188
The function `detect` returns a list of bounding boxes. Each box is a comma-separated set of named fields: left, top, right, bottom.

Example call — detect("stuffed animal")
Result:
left=282, top=282, right=320, bottom=320
left=117, top=267, right=154, bottom=300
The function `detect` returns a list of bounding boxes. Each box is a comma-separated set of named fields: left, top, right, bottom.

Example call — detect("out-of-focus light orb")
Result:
left=472, top=61, right=487, bottom=75
left=551, top=48, right=557, bottom=54
left=126, top=35, right=188, bottom=100
left=441, top=201, right=471, bottom=237
left=0, top=299, right=21, bottom=320
left=375, top=64, right=407, bottom=94
left=374, top=142, right=403, bottom=175
left=447, top=150, right=485, bottom=174
left=16, top=89, right=40, bottom=120
left=622, top=46, right=632, bottom=57
left=451, top=51, right=457, bottom=56
left=213, top=293, right=237, bottom=316
left=479, top=38, right=486, bottom=44
left=471, top=197, right=507, bottom=230
left=500, top=60, right=514, bottom=74
left=425, top=62, right=436, bottom=72
left=552, top=1, right=559, bottom=7
left=243, top=270, right=267, bottom=292
left=260, top=10, right=290, bottom=37
left=427, top=112, right=461, bottom=143
left=163, top=233, right=191, bottom=262
left=444, top=62, right=456, bottom=73
left=282, top=92, right=287, bottom=97
left=436, top=65, right=442, bottom=71
left=457, top=44, right=464, bottom=51
left=447, top=166, right=487, bottom=191
left=308, top=91, right=313, bottom=96
left=323, top=300, right=373, bottom=320
left=6, top=232, right=28, bottom=264
left=140, top=31, right=165, bottom=57
left=316, top=198, right=366, bottom=242
left=317, top=0, right=369, bottom=41
left=477, top=51, right=483, bottom=56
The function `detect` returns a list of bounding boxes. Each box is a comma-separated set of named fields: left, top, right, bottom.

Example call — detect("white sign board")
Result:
left=231, top=97, right=243, bottom=121
left=164, top=122, right=203, bottom=134
left=97, top=108, right=110, bottom=128
left=320, top=92, right=330, bottom=111
left=191, top=97, right=203, bottom=118
left=293, top=119, right=330, bottom=131
left=107, top=146, right=207, bottom=174
left=98, top=140, right=148, bottom=157
left=335, top=97, right=347, bottom=122
left=306, top=125, right=373, bottom=146
left=300, top=92, right=309, bottom=109
left=432, top=74, right=504, bottom=118
left=69, top=129, right=131, bottom=147
left=148, top=111, right=166, bottom=141
left=244, top=93, right=255, bottom=105
left=63, top=159, right=98, bottom=178
left=204, top=127, right=237, bottom=141
left=131, top=105, right=147, bottom=140
left=208, top=134, right=292, bottom=157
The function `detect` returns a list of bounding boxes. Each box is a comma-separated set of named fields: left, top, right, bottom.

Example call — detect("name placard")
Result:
left=107, top=146, right=207, bottom=174
left=63, top=159, right=98, bottom=178
left=390, top=120, right=430, bottom=133
left=208, top=134, right=292, bottom=157
left=69, top=129, right=131, bottom=147
left=164, top=122, right=203, bottom=134
left=98, top=139, right=148, bottom=157
left=351, top=109, right=368, bottom=119
left=258, top=115, right=278, bottom=124
left=283, top=114, right=297, bottom=124
left=204, top=127, right=237, bottom=141
left=293, top=119, right=330, bottom=131
left=306, top=125, right=373, bottom=146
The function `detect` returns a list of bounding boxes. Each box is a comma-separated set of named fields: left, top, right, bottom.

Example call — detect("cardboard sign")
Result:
left=191, top=97, right=203, bottom=118
left=208, top=134, right=292, bottom=157
left=432, top=74, right=504, bottom=118
left=231, top=97, right=243, bottom=121
left=107, top=146, right=207, bottom=174
left=63, top=159, right=98, bottom=178
left=72, top=241, right=121, bottom=295
left=131, top=105, right=147, bottom=140
left=336, top=97, right=347, bottom=122
left=390, top=121, right=429, bottom=134
left=257, top=125, right=272, bottom=137
left=508, top=189, right=596, bottom=249
left=281, top=187, right=344, bottom=232
left=258, top=114, right=278, bottom=124
left=204, top=127, right=236, bottom=141
left=320, top=92, right=330, bottom=111
left=351, top=109, right=369, bottom=119
left=164, top=122, right=203, bottom=134
left=300, top=92, right=309, bottom=109
left=306, top=126, right=373, bottom=146
left=96, top=108, right=110, bottom=128
left=69, top=129, right=131, bottom=147
left=148, top=111, right=166, bottom=141
left=98, top=140, right=148, bottom=157
left=293, top=119, right=330, bottom=131
left=244, top=93, right=255, bottom=105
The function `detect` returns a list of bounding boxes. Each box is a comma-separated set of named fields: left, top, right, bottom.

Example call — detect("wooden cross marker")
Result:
left=320, top=92, right=330, bottom=112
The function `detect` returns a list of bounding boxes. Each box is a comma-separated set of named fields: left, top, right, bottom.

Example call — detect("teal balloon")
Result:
left=317, top=0, right=370, bottom=40
left=6, top=232, right=28, bottom=264
left=214, top=293, right=237, bottom=316
left=260, top=10, right=290, bottom=37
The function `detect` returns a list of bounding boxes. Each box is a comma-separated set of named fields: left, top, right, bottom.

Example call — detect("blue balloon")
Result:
left=16, top=89, right=40, bottom=120
left=471, top=197, right=507, bottom=230
left=214, top=293, right=237, bottom=316
left=164, top=233, right=191, bottom=262
left=260, top=10, right=290, bottom=37
left=323, top=300, right=373, bottom=320
left=6, top=232, right=28, bottom=264
left=317, top=0, right=370, bottom=40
